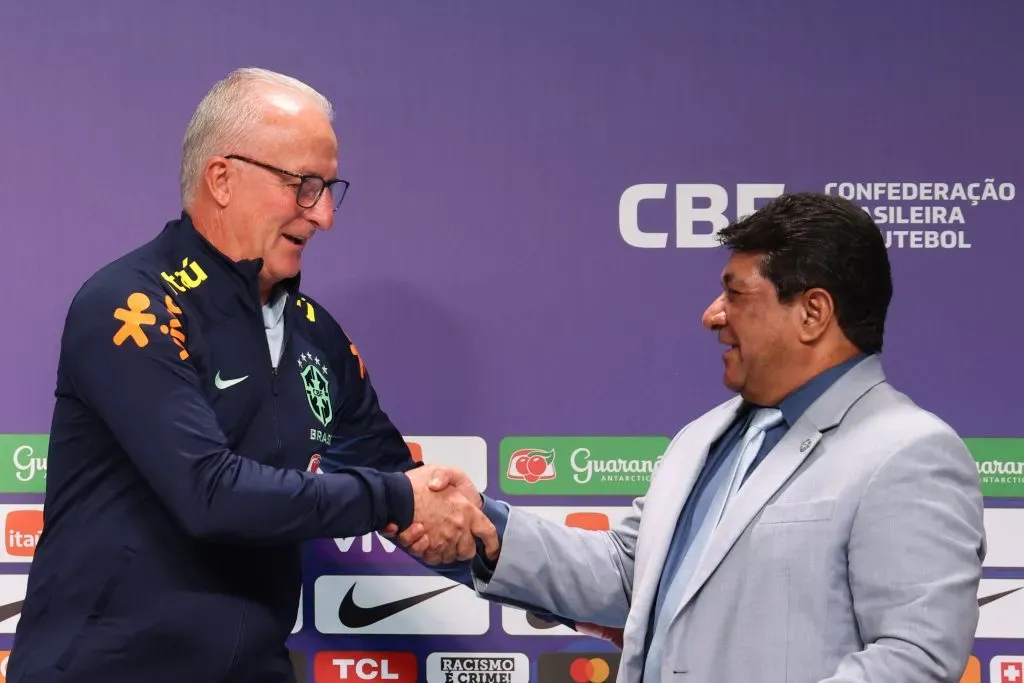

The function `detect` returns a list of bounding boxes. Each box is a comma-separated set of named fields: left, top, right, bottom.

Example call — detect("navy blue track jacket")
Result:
left=8, top=214, right=455, bottom=682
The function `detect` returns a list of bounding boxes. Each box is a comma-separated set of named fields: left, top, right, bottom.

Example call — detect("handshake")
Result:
left=382, top=465, right=500, bottom=565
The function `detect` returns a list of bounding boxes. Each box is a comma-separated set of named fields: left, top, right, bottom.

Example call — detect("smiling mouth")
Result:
left=283, top=234, right=307, bottom=246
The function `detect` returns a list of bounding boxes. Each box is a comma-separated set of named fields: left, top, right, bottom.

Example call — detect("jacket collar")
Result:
left=157, top=211, right=301, bottom=312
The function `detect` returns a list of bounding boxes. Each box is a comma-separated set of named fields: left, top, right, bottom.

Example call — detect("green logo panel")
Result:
left=0, top=434, right=49, bottom=493
left=964, top=438, right=1024, bottom=498
left=499, top=436, right=669, bottom=495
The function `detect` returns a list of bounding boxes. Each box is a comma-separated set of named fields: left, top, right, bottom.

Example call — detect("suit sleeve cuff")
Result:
left=472, top=495, right=509, bottom=578
left=380, top=471, right=414, bottom=531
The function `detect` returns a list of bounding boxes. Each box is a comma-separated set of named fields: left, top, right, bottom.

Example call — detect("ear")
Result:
left=796, top=287, right=834, bottom=343
left=203, top=157, right=232, bottom=208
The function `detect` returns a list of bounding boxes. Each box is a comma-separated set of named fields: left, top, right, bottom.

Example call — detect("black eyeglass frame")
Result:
left=224, top=154, right=350, bottom=212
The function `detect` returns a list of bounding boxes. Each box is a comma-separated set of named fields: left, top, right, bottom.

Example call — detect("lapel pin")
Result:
left=799, top=439, right=811, bottom=452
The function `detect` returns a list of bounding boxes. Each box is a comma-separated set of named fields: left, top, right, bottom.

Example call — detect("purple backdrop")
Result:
left=0, top=1, right=1021, bottom=682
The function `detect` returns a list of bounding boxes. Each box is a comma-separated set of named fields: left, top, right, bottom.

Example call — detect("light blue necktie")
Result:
left=643, top=407, right=784, bottom=682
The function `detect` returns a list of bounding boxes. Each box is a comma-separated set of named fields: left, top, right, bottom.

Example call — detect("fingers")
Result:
left=454, top=525, right=477, bottom=561
left=428, top=468, right=451, bottom=492
left=396, top=523, right=426, bottom=548
left=469, top=508, right=500, bottom=560
left=407, top=483, right=495, bottom=565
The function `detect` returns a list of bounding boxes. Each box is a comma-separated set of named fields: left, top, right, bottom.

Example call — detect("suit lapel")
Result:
left=670, top=421, right=822, bottom=623
left=668, top=355, right=889, bottom=625
left=620, top=399, right=742, bottom=673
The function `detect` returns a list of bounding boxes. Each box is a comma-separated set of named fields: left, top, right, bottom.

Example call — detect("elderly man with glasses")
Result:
left=6, top=68, right=498, bottom=683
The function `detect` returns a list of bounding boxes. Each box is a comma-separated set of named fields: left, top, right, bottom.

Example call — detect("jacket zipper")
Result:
left=268, top=300, right=293, bottom=457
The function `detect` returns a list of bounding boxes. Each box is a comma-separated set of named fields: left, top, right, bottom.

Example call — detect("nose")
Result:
left=702, top=294, right=727, bottom=330
left=306, top=190, right=336, bottom=230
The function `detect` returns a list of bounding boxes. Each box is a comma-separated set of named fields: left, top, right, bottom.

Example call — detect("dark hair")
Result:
left=716, top=192, right=892, bottom=354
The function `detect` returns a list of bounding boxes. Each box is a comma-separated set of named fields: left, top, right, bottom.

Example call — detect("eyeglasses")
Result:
left=225, top=154, right=350, bottom=212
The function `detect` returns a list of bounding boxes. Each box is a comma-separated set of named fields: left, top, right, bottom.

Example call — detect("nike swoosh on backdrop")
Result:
left=0, top=600, right=23, bottom=622
left=338, top=584, right=457, bottom=628
left=214, top=371, right=248, bottom=390
left=978, top=586, right=1023, bottom=607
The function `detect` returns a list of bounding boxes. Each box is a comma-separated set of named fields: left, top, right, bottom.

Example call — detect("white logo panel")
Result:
left=0, top=574, right=29, bottom=634
left=983, top=508, right=1024, bottom=568
left=426, top=652, right=529, bottom=683
left=315, top=574, right=489, bottom=635
left=977, top=579, right=1024, bottom=639
left=403, top=436, right=489, bottom=492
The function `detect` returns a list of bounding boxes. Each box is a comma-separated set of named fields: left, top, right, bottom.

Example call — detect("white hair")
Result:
left=179, top=67, right=334, bottom=207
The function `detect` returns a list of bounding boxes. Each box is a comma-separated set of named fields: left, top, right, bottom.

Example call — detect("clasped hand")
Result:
left=384, top=465, right=499, bottom=565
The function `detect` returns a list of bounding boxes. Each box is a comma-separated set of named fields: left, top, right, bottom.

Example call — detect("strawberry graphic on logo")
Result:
left=507, top=448, right=556, bottom=483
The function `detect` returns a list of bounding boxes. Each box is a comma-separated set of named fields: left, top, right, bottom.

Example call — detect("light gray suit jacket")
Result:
left=473, top=355, right=986, bottom=682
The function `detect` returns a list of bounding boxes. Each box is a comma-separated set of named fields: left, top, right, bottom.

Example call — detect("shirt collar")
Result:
left=262, top=286, right=289, bottom=329
left=160, top=211, right=302, bottom=311
left=776, top=352, right=869, bottom=426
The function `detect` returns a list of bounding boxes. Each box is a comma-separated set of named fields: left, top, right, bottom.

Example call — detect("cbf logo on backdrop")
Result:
left=619, top=180, right=1016, bottom=250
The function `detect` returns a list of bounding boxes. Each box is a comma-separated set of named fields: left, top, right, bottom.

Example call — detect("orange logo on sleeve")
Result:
left=112, top=292, right=156, bottom=347
left=112, top=293, right=189, bottom=361
left=5, top=509, right=43, bottom=557
left=350, top=343, right=365, bottom=379
left=160, top=295, right=189, bottom=360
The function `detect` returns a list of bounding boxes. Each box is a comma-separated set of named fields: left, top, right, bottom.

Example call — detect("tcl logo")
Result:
left=314, top=651, right=417, bottom=682
left=5, top=510, right=42, bottom=557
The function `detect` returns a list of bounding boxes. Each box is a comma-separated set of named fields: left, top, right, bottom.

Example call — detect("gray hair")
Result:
left=179, top=67, right=334, bottom=207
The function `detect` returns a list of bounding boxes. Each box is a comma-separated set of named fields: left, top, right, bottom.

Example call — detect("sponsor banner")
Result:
left=0, top=435, right=48, bottom=494
left=426, top=652, right=529, bottom=683
left=403, top=437, right=488, bottom=493
left=0, top=504, right=43, bottom=563
left=314, top=575, right=489, bottom=635
left=965, top=438, right=1024, bottom=498
left=619, top=180, right=1014, bottom=251
left=313, top=651, right=418, bottom=683
left=330, top=531, right=411, bottom=566
left=537, top=652, right=620, bottom=683
left=0, top=575, right=28, bottom=635
left=983, top=508, right=1024, bottom=568
left=499, top=436, right=668, bottom=496
left=499, top=506, right=632, bottom=636
left=991, top=656, right=1024, bottom=683
left=978, top=580, right=1024, bottom=639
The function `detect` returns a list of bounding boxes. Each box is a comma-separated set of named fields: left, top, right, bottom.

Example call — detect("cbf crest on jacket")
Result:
left=8, top=213, right=422, bottom=683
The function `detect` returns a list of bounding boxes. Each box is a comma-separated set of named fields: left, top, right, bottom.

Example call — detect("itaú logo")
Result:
left=618, top=183, right=785, bottom=248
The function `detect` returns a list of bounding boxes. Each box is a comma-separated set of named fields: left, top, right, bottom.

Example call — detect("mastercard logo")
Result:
left=569, top=657, right=612, bottom=683
left=538, top=652, right=620, bottom=683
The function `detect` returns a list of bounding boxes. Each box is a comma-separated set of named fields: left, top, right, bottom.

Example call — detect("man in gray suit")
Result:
left=397, top=192, right=986, bottom=682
